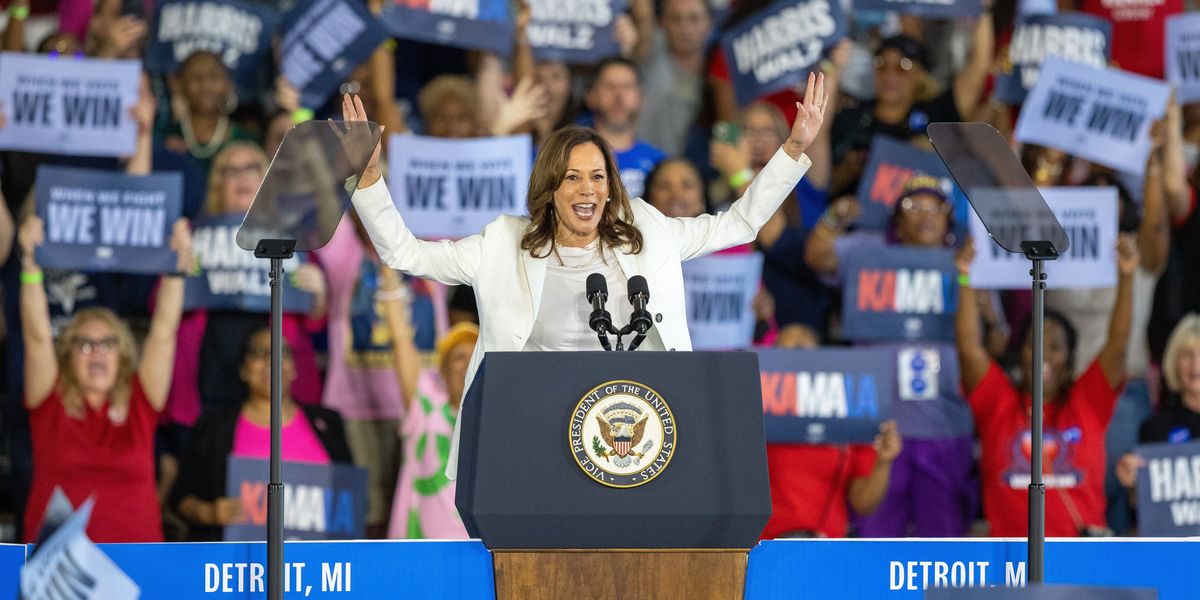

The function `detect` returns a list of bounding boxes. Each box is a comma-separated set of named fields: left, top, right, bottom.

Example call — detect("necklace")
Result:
left=181, top=112, right=230, bottom=160
left=551, top=239, right=607, bottom=268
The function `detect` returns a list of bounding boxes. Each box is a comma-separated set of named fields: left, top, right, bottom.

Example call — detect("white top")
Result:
left=524, top=241, right=661, bottom=352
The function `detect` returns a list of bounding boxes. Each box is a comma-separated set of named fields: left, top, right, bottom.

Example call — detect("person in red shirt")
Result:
left=955, top=234, right=1137, bottom=537
left=1070, top=0, right=1183, bottom=80
left=18, top=216, right=192, bottom=543
left=761, top=421, right=901, bottom=539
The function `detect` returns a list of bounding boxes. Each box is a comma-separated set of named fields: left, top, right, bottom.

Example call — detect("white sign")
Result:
left=1166, top=13, right=1200, bottom=104
left=1014, top=57, right=1170, bottom=177
left=387, top=134, right=532, bottom=239
left=682, top=252, right=763, bottom=350
left=20, top=492, right=140, bottom=599
left=0, top=53, right=140, bottom=157
left=969, top=187, right=1118, bottom=289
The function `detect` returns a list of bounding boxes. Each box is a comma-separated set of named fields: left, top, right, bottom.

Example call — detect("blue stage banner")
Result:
left=1014, top=57, right=1170, bottom=178
left=146, top=0, right=279, bottom=94
left=379, top=0, right=513, bottom=57
left=281, top=0, right=387, bottom=109
left=855, top=136, right=959, bottom=232
left=98, top=540, right=495, bottom=598
left=34, top=166, right=182, bottom=275
left=1166, top=13, right=1200, bottom=104
left=743, top=539, right=1199, bottom=599
left=996, top=12, right=1112, bottom=105
left=223, top=457, right=368, bottom=541
left=1135, top=440, right=1200, bottom=537
left=719, top=0, right=846, bottom=107
left=682, top=252, right=763, bottom=350
left=840, top=246, right=957, bottom=342
left=0, top=544, right=25, bottom=600
left=757, top=347, right=895, bottom=444
left=185, top=214, right=313, bottom=313
left=854, top=0, right=982, bottom=18
left=528, top=0, right=626, bottom=64
left=0, top=53, right=140, bottom=157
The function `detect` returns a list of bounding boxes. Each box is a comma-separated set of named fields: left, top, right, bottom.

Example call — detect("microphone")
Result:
left=626, top=275, right=653, bottom=351
left=586, top=273, right=614, bottom=351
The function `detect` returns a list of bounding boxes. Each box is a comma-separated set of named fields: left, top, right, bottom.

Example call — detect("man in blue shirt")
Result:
left=584, top=57, right=665, bottom=199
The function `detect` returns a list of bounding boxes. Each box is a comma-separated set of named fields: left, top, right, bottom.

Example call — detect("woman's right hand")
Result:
left=955, top=236, right=976, bottom=277
left=18, top=215, right=44, bottom=270
left=211, top=497, right=245, bottom=526
left=1115, top=452, right=1143, bottom=489
left=341, top=94, right=384, bottom=189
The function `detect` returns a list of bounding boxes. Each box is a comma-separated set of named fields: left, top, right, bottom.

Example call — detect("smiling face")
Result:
left=552, top=143, right=610, bottom=246
left=648, top=160, right=704, bottom=218
left=895, top=192, right=951, bottom=247
left=873, top=48, right=921, bottom=108
left=68, top=318, right=121, bottom=398
left=179, top=52, right=233, bottom=116
left=1020, top=319, right=1072, bottom=401
left=587, top=62, right=642, bottom=132
left=217, top=146, right=266, bottom=215
left=1173, top=339, right=1200, bottom=402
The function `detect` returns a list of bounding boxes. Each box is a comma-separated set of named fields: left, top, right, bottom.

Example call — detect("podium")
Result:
left=456, top=352, right=771, bottom=599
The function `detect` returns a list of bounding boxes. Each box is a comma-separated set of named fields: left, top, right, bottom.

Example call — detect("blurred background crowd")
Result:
left=0, top=0, right=1199, bottom=545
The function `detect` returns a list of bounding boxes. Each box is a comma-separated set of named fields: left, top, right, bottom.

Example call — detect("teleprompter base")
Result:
left=492, top=549, right=748, bottom=600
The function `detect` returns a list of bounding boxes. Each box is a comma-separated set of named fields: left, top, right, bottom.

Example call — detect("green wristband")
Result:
left=957, top=273, right=970, bottom=287
left=292, top=108, right=314, bottom=124
left=21, top=270, right=43, bottom=285
left=9, top=5, right=29, bottom=21
left=728, top=168, right=753, bottom=189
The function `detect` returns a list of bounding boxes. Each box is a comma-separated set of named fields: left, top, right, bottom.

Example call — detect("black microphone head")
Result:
left=627, top=275, right=649, bottom=303
left=586, top=272, right=608, bottom=302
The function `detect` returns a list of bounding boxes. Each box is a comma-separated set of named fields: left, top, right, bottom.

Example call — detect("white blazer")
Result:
left=350, top=146, right=811, bottom=477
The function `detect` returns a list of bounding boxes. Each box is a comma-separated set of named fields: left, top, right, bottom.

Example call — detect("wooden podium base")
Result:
left=492, top=549, right=748, bottom=600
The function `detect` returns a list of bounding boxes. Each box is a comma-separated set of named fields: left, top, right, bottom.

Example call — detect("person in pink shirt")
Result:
left=169, top=328, right=351, bottom=541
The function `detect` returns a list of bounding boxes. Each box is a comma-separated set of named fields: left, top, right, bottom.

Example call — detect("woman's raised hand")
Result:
left=341, top=93, right=384, bottom=188
left=784, top=72, right=829, bottom=161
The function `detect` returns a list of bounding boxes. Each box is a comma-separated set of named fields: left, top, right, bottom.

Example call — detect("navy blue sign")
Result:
left=996, top=12, right=1112, bottom=105
left=185, top=215, right=313, bottom=313
left=840, top=246, right=958, bottom=342
left=35, top=166, right=182, bottom=275
left=855, top=136, right=960, bottom=231
left=889, top=343, right=973, bottom=440
left=527, top=0, right=625, bottom=64
left=146, top=0, right=279, bottom=94
left=379, top=0, right=513, bottom=57
left=223, top=457, right=368, bottom=542
left=854, top=0, right=982, bottom=18
left=758, top=347, right=895, bottom=444
left=281, top=0, right=387, bottom=109
left=1135, top=441, right=1200, bottom=537
left=719, top=0, right=846, bottom=107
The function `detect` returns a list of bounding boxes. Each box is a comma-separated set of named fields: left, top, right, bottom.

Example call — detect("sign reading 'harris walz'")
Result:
left=570, top=380, right=677, bottom=488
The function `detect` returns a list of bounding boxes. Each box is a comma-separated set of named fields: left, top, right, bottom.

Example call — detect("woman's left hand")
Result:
left=292, top=263, right=328, bottom=299
left=1116, top=233, right=1138, bottom=276
left=784, top=72, right=829, bottom=161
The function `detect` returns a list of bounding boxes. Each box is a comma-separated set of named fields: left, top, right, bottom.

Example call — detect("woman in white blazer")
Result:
left=342, top=73, right=828, bottom=477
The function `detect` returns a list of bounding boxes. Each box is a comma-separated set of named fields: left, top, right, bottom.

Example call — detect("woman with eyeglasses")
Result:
left=803, top=176, right=993, bottom=538
left=169, top=328, right=352, bottom=541
left=18, top=214, right=193, bottom=543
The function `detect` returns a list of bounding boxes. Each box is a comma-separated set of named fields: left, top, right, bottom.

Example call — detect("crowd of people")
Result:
left=0, top=0, right=1199, bottom=545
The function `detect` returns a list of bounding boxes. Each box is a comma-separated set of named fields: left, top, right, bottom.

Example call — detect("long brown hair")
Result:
left=54, top=308, right=138, bottom=419
left=520, top=126, right=643, bottom=258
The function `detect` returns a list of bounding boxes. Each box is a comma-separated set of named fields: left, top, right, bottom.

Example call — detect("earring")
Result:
left=223, top=92, right=238, bottom=115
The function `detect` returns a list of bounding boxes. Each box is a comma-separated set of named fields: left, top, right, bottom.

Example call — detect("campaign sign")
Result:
left=223, top=457, right=368, bottom=541
left=682, top=252, right=763, bottom=350
left=146, top=0, right=279, bottom=93
left=0, top=53, right=139, bottom=157
left=969, top=187, right=1117, bottom=289
left=34, top=166, right=182, bottom=275
left=758, top=347, right=895, bottom=444
left=996, top=13, right=1111, bottom=105
left=855, top=136, right=959, bottom=231
left=0, top=544, right=23, bottom=600
left=185, top=214, right=313, bottom=313
left=379, top=0, right=513, bottom=57
left=528, top=0, right=625, bottom=64
left=1135, top=441, right=1200, bottom=537
left=853, top=0, right=982, bottom=19
left=840, top=246, right=957, bottom=342
left=1166, top=13, right=1200, bottom=104
left=1014, top=57, right=1170, bottom=177
left=387, top=134, right=532, bottom=239
left=281, top=0, right=387, bottom=108
left=719, top=0, right=846, bottom=107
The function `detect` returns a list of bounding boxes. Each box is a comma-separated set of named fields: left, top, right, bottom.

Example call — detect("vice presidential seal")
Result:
left=569, top=380, right=676, bottom=488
